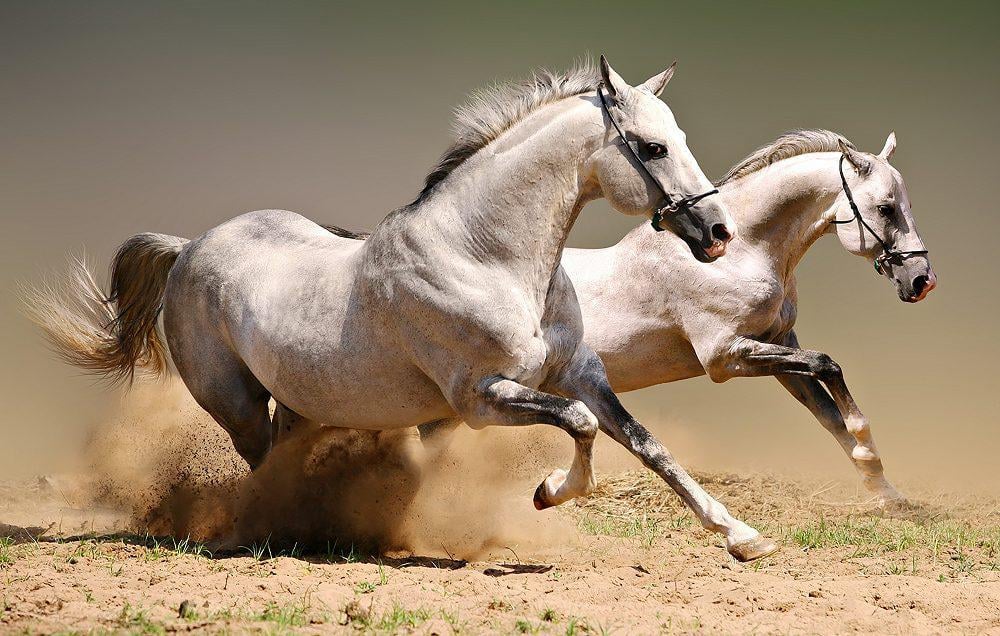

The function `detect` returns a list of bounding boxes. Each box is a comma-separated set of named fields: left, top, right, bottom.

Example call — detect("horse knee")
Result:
left=814, top=353, right=842, bottom=380
left=563, top=401, right=598, bottom=439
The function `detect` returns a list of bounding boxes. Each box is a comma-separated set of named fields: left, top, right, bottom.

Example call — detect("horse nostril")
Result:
left=711, top=223, right=732, bottom=243
left=913, top=275, right=929, bottom=295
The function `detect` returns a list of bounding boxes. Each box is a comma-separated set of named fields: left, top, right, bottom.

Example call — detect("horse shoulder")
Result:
left=731, top=267, right=798, bottom=345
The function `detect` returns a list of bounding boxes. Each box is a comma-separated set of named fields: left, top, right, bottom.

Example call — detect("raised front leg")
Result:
left=460, top=377, right=599, bottom=508
left=713, top=330, right=902, bottom=505
left=549, top=349, right=777, bottom=562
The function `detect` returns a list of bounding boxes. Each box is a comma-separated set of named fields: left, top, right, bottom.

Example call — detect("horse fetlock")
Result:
left=851, top=443, right=879, bottom=462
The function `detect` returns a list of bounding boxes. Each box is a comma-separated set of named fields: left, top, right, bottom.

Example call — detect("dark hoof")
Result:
left=728, top=535, right=779, bottom=562
left=533, top=482, right=553, bottom=510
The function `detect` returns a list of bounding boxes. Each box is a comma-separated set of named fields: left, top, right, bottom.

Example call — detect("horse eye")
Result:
left=877, top=204, right=895, bottom=217
left=645, top=142, right=667, bottom=159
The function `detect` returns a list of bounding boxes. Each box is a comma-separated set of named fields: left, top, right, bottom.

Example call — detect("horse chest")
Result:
left=715, top=271, right=793, bottom=339
left=747, top=280, right=797, bottom=343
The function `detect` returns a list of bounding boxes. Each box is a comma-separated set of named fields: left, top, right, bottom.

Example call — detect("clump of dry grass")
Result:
left=575, top=470, right=1000, bottom=576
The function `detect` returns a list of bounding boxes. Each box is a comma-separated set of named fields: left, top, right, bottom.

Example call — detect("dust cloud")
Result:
left=84, top=382, right=574, bottom=560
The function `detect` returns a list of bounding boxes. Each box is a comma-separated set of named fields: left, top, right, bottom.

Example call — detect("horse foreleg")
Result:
left=550, top=348, right=777, bottom=562
left=776, top=373, right=903, bottom=504
left=461, top=377, right=598, bottom=508
left=719, top=331, right=903, bottom=505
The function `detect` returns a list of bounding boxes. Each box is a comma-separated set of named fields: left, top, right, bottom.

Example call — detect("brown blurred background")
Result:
left=2, top=2, right=997, bottom=491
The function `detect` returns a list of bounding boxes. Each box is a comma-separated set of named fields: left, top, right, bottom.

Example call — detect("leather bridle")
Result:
left=598, top=84, right=719, bottom=233
left=832, top=154, right=928, bottom=276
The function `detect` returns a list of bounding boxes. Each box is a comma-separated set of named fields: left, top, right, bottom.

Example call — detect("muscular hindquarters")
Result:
left=162, top=211, right=454, bottom=431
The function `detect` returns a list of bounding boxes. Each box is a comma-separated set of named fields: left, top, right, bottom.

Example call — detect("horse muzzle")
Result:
left=904, top=270, right=937, bottom=303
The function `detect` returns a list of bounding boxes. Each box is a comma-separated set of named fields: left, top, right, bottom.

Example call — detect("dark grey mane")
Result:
left=321, top=224, right=370, bottom=240
left=414, top=59, right=601, bottom=203
left=716, top=129, right=854, bottom=185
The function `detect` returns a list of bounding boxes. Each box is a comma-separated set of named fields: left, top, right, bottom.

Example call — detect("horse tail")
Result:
left=22, top=233, right=189, bottom=385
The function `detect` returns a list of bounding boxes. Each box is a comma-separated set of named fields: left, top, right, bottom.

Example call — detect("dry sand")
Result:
left=0, top=386, right=997, bottom=634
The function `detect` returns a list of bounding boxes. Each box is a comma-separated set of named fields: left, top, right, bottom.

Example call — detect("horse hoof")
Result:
left=533, top=482, right=553, bottom=510
left=877, top=493, right=908, bottom=510
left=728, top=535, right=779, bottom=562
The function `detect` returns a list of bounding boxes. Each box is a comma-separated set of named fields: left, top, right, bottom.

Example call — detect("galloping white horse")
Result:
left=29, top=58, right=785, bottom=561
left=363, top=131, right=934, bottom=520
left=561, top=131, right=934, bottom=506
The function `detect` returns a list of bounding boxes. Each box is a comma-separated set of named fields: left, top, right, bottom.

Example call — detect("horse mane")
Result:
left=414, top=59, right=601, bottom=204
left=716, top=129, right=855, bottom=186
left=321, top=224, right=370, bottom=240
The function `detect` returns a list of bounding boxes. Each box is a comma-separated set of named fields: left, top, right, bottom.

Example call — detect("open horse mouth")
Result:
left=684, top=237, right=726, bottom=263
left=704, top=240, right=727, bottom=260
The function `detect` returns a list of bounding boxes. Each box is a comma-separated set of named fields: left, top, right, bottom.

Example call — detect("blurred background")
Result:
left=2, top=1, right=997, bottom=492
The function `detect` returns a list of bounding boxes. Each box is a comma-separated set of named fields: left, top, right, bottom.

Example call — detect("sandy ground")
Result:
left=2, top=465, right=999, bottom=635
left=0, top=386, right=995, bottom=634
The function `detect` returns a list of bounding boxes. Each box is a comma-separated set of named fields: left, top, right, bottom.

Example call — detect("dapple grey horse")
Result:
left=28, top=58, right=784, bottom=561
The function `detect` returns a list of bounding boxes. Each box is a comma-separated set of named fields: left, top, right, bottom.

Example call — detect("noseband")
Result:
left=598, top=85, right=719, bottom=232
left=832, top=154, right=928, bottom=276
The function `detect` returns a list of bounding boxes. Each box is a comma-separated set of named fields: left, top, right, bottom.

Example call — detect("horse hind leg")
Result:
left=180, top=354, right=273, bottom=470
left=215, top=395, right=272, bottom=470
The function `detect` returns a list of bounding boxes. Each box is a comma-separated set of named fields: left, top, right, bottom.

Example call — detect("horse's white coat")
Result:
left=562, top=134, right=935, bottom=504
left=151, top=61, right=777, bottom=556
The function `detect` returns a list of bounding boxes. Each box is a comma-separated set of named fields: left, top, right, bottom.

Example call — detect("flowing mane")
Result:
left=415, top=59, right=600, bottom=203
left=716, top=129, right=854, bottom=185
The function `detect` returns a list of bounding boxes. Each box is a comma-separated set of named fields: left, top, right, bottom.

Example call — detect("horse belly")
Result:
left=243, top=305, right=455, bottom=430
left=278, top=364, right=454, bottom=430
left=601, top=328, right=706, bottom=392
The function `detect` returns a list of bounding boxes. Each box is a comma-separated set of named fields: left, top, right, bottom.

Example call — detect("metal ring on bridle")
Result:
left=597, top=83, right=718, bottom=232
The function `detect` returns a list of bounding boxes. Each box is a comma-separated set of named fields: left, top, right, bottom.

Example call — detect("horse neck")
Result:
left=727, top=152, right=844, bottom=277
left=420, top=97, right=601, bottom=290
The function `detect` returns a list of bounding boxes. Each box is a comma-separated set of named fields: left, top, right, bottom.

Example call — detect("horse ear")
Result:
left=641, top=61, right=677, bottom=97
left=599, top=54, right=631, bottom=101
left=838, top=139, right=873, bottom=175
left=879, top=131, right=897, bottom=160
